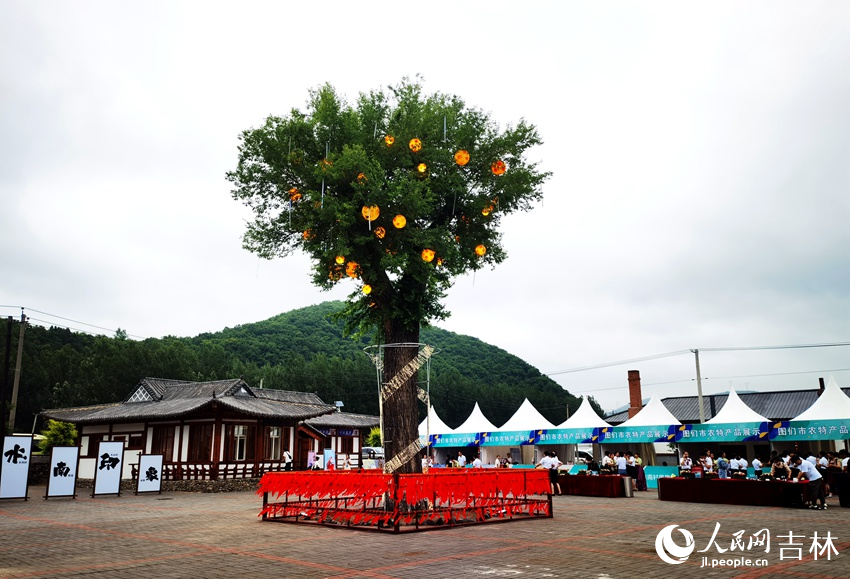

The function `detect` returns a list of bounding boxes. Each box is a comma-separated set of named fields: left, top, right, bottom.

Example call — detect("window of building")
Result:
left=188, top=424, right=213, bottom=462
left=266, top=426, right=281, bottom=460
left=151, top=426, right=175, bottom=460
left=225, top=424, right=255, bottom=462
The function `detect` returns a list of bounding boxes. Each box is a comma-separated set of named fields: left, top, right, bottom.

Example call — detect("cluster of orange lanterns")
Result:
left=312, top=134, right=500, bottom=297
left=382, top=133, right=505, bottom=176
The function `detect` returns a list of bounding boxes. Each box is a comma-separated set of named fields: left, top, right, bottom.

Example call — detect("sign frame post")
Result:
left=45, top=446, right=80, bottom=499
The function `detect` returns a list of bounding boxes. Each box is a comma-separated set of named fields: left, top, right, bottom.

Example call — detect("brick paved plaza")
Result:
left=1, top=486, right=847, bottom=578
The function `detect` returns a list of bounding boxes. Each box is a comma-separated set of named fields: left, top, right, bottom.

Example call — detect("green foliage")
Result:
left=228, top=78, right=550, bottom=339
left=365, top=427, right=382, bottom=448
left=38, top=420, right=78, bottom=454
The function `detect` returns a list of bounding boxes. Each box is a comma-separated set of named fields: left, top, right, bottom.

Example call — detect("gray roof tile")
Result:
left=43, top=377, right=339, bottom=424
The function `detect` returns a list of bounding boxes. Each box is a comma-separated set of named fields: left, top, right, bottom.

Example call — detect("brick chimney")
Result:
left=628, top=370, right=642, bottom=418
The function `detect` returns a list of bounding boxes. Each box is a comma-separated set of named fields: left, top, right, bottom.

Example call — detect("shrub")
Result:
left=38, top=420, right=78, bottom=454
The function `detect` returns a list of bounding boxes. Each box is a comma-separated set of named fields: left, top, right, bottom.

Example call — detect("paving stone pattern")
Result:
left=0, top=486, right=847, bottom=578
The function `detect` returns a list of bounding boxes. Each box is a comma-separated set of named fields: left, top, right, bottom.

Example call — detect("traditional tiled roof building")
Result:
left=42, top=377, right=379, bottom=480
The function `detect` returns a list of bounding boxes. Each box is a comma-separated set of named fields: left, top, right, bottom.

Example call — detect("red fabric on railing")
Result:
left=258, top=470, right=550, bottom=524
left=258, top=471, right=392, bottom=500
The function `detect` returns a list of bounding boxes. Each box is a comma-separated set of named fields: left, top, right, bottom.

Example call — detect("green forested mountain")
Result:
left=2, top=302, right=600, bottom=433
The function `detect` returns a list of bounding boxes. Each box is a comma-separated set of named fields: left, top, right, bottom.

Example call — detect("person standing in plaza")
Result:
left=283, top=448, right=293, bottom=471
left=616, top=452, right=627, bottom=476
left=680, top=452, right=693, bottom=474
left=457, top=451, right=467, bottom=468
left=791, top=454, right=826, bottom=509
left=717, top=452, right=730, bottom=479
left=752, top=456, right=763, bottom=477
left=536, top=451, right=562, bottom=495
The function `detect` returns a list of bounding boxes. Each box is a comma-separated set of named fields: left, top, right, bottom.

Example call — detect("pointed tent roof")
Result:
left=497, top=399, right=556, bottom=431
left=792, top=376, right=850, bottom=421
left=705, top=388, right=768, bottom=424
left=619, top=396, right=681, bottom=427
left=418, top=406, right=454, bottom=436
left=453, top=402, right=498, bottom=434
left=557, top=397, right=611, bottom=429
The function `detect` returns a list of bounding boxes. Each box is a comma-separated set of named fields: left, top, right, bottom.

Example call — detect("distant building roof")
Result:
left=305, top=411, right=380, bottom=429
left=42, top=377, right=338, bottom=424
left=605, top=387, right=850, bottom=425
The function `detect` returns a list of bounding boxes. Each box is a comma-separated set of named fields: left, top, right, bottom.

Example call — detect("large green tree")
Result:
left=228, top=79, right=550, bottom=473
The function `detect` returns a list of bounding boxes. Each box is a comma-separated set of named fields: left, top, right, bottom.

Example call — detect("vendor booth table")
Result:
left=557, top=474, right=626, bottom=497
left=658, top=477, right=810, bottom=508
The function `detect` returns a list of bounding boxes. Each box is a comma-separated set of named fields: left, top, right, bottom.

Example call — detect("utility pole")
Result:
left=1, top=316, right=12, bottom=432
left=692, top=348, right=706, bottom=423
left=8, top=309, right=26, bottom=432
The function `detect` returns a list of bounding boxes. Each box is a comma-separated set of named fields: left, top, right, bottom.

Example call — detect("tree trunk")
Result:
left=381, top=323, right=422, bottom=474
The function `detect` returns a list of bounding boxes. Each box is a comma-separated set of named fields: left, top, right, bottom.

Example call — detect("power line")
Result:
left=546, top=350, right=690, bottom=375
left=545, top=341, right=850, bottom=377
left=0, top=306, right=146, bottom=340
left=700, top=342, right=850, bottom=352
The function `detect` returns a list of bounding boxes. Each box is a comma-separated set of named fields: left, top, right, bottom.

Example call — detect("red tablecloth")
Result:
left=557, top=474, right=625, bottom=497
left=658, top=477, right=810, bottom=507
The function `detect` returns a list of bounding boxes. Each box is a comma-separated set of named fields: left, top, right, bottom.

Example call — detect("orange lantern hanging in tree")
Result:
left=346, top=261, right=359, bottom=278
left=321, top=158, right=333, bottom=171
left=417, top=163, right=427, bottom=174
left=482, top=205, right=493, bottom=216
left=392, top=215, right=407, bottom=229
left=421, top=248, right=435, bottom=263
left=385, top=135, right=395, bottom=146
left=362, top=284, right=372, bottom=295
left=409, top=138, right=422, bottom=152
left=289, top=187, right=301, bottom=202
left=454, top=150, right=470, bottom=166
left=303, top=229, right=314, bottom=240
left=436, top=257, right=444, bottom=266
left=335, top=255, right=345, bottom=265
left=356, top=172, right=367, bottom=184
left=475, top=244, right=487, bottom=256
left=374, top=226, right=386, bottom=239
left=361, top=205, right=380, bottom=221
left=491, top=160, right=506, bottom=175
left=328, top=266, right=343, bottom=281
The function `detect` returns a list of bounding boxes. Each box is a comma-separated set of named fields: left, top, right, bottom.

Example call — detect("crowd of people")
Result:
left=587, top=450, right=647, bottom=491
left=678, top=447, right=850, bottom=510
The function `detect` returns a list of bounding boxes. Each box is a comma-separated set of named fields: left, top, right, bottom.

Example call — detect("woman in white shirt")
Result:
left=680, top=452, right=693, bottom=473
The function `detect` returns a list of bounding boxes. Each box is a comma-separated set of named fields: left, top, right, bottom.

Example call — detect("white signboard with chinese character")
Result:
left=92, top=441, right=124, bottom=496
left=136, top=454, right=163, bottom=494
left=0, top=435, right=32, bottom=500
left=46, top=446, right=80, bottom=498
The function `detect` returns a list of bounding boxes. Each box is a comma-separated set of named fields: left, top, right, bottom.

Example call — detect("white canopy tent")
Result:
left=792, top=376, right=850, bottom=421
left=480, top=398, right=557, bottom=466
left=619, top=397, right=681, bottom=427
left=497, top=398, right=556, bottom=431
left=557, top=397, right=612, bottom=465
left=557, top=397, right=611, bottom=429
left=419, top=405, right=454, bottom=465
left=454, top=402, right=498, bottom=434
left=609, top=397, right=680, bottom=465
left=418, top=405, right=454, bottom=437
left=449, top=403, right=498, bottom=465
left=705, top=388, right=768, bottom=424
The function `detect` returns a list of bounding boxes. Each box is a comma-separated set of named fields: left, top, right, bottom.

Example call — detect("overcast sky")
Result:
left=2, top=2, right=848, bottom=413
